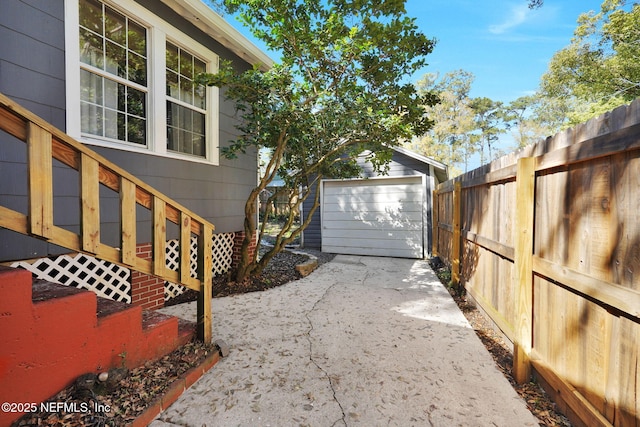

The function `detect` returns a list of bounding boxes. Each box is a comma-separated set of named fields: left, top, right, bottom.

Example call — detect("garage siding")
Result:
left=321, top=176, right=424, bottom=258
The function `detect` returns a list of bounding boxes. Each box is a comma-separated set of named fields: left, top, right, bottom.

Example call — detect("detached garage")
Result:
left=301, top=147, right=448, bottom=259
left=322, top=176, right=426, bottom=258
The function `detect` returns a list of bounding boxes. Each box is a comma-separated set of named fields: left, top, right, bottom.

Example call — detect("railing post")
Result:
left=197, top=224, right=213, bottom=343
left=80, top=153, right=100, bottom=254
left=179, top=212, right=192, bottom=284
left=513, top=157, right=535, bottom=384
left=119, top=178, right=137, bottom=266
left=27, top=123, right=53, bottom=239
left=451, top=181, right=462, bottom=287
left=152, top=196, right=167, bottom=277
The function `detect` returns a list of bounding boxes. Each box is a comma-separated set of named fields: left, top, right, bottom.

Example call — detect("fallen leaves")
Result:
left=13, top=341, right=217, bottom=427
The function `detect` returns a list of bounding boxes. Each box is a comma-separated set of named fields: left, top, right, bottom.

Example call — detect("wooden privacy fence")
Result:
left=0, top=92, right=213, bottom=342
left=433, top=100, right=640, bottom=427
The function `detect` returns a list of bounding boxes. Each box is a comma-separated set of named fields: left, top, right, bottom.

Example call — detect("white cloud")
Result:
left=488, top=4, right=531, bottom=34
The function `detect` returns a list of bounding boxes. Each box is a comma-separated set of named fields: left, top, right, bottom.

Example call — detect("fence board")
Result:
left=435, top=101, right=640, bottom=426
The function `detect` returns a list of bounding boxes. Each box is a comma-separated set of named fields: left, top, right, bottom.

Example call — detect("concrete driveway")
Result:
left=152, top=255, right=538, bottom=427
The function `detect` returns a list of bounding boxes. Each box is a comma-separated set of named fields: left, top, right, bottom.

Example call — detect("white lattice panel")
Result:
left=211, top=232, right=235, bottom=275
left=11, top=253, right=131, bottom=303
left=164, top=232, right=235, bottom=301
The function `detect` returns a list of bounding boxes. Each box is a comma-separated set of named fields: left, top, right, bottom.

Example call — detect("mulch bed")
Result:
left=15, top=251, right=570, bottom=426
left=428, top=257, right=572, bottom=427
left=12, top=341, right=217, bottom=427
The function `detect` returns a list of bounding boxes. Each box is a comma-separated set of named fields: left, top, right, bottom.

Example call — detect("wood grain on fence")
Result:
left=434, top=100, right=640, bottom=427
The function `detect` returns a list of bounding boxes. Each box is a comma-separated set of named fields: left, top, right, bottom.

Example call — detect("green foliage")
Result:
left=469, top=97, right=508, bottom=165
left=407, top=70, right=476, bottom=175
left=504, top=94, right=569, bottom=148
left=541, top=0, right=638, bottom=122
left=199, top=0, right=436, bottom=281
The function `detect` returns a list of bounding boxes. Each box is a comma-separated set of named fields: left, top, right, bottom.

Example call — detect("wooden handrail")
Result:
left=0, top=92, right=213, bottom=343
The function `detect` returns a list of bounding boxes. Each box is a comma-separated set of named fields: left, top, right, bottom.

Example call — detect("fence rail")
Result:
left=433, top=100, right=640, bottom=427
left=0, top=92, right=213, bottom=342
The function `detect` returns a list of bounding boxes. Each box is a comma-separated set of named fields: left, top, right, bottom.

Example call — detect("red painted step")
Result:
left=0, top=266, right=195, bottom=426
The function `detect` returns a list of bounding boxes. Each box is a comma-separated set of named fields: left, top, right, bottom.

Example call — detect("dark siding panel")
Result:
left=302, top=188, right=322, bottom=249
left=0, top=0, right=66, bottom=260
left=0, top=0, right=259, bottom=262
left=0, top=0, right=65, bottom=122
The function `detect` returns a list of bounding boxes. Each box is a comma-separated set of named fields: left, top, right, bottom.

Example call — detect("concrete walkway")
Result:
left=152, top=255, right=538, bottom=427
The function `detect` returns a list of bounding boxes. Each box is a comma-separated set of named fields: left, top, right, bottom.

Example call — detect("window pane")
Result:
left=81, top=102, right=104, bottom=136
left=194, top=58, right=206, bottom=76
left=79, top=0, right=103, bottom=35
left=105, top=40, right=126, bottom=77
left=127, top=116, right=146, bottom=145
left=128, top=52, right=146, bottom=85
left=167, top=126, right=177, bottom=151
left=104, top=7, right=126, bottom=46
left=80, top=69, right=102, bottom=104
left=180, top=77, right=193, bottom=104
left=193, top=134, right=205, bottom=157
left=79, top=27, right=104, bottom=68
left=128, top=20, right=146, bottom=56
left=180, top=130, right=192, bottom=154
left=180, top=50, right=193, bottom=79
left=127, top=87, right=146, bottom=118
left=166, top=70, right=179, bottom=99
left=117, top=112, right=126, bottom=140
left=104, top=108, right=119, bottom=139
left=194, top=58, right=206, bottom=109
left=166, top=43, right=179, bottom=72
left=193, top=111, right=205, bottom=135
left=103, top=78, right=118, bottom=110
left=117, top=83, right=127, bottom=114
left=194, top=84, right=206, bottom=110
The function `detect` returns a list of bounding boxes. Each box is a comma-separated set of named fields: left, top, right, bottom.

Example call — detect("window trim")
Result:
left=65, top=0, right=219, bottom=165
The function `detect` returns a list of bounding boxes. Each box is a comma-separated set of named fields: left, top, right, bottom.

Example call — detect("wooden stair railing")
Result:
left=0, top=92, right=213, bottom=343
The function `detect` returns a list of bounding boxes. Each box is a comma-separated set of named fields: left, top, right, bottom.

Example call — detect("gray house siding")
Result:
left=301, top=149, right=445, bottom=255
left=0, top=0, right=259, bottom=262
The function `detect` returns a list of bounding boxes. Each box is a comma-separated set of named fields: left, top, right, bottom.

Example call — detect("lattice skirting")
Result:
left=11, top=253, right=131, bottom=303
left=164, top=232, right=235, bottom=301
left=8, top=232, right=236, bottom=304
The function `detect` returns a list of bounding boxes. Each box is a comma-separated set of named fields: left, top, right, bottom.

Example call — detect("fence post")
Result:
left=432, top=189, right=439, bottom=257
left=451, top=181, right=462, bottom=287
left=513, top=157, right=535, bottom=384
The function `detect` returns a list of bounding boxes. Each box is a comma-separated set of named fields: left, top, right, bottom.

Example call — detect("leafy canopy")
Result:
left=541, top=0, right=638, bottom=117
left=198, top=0, right=436, bottom=281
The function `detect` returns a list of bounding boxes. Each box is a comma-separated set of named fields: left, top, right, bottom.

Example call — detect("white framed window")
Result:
left=65, top=0, right=219, bottom=164
left=166, top=42, right=207, bottom=157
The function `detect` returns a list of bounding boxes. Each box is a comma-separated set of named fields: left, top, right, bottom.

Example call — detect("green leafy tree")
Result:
left=505, top=94, right=569, bottom=148
left=407, top=70, right=476, bottom=175
left=469, top=97, right=508, bottom=165
left=199, top=0, right=436, bottom=282
left=541, top=0, right=638, bottom=122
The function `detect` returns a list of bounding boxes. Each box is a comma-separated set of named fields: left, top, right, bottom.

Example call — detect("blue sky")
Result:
left=407, top=0, right=604, bottom=103
left=224, top=0, right=606, bottom=169
left=226, top=0, right=604, bottom=102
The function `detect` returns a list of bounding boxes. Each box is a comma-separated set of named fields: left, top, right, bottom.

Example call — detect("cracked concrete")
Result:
left=151, top=255, right=538, bottom=427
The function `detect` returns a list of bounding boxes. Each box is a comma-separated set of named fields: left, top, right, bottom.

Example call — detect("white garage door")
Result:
left=321, top=176, right=425, bottom=258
